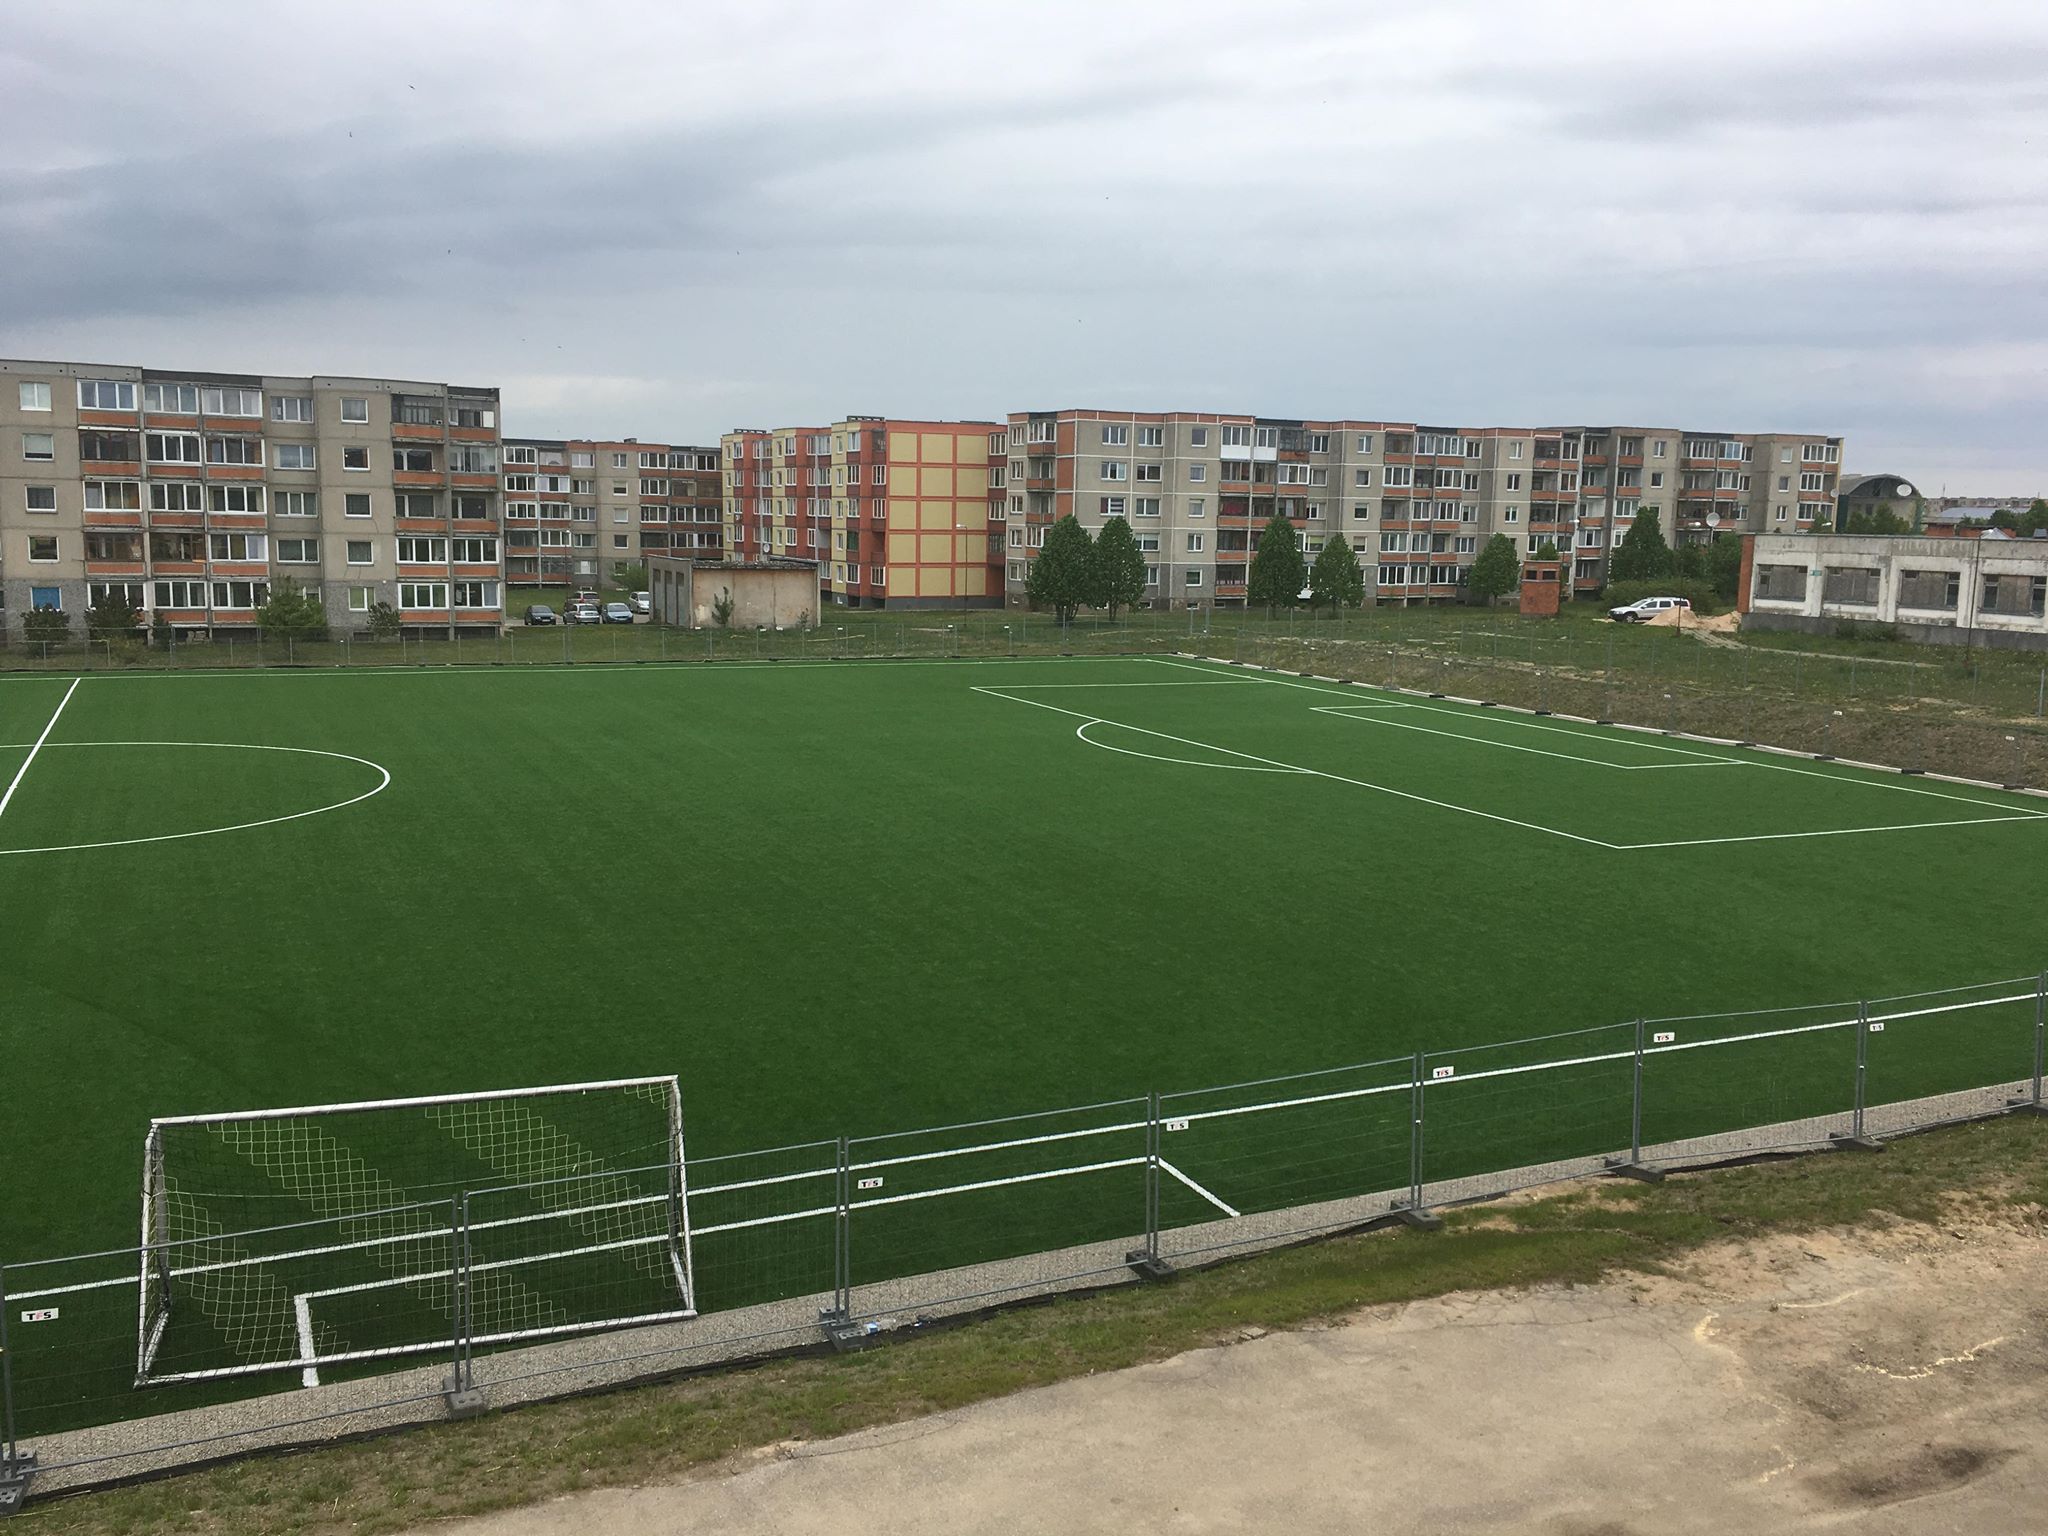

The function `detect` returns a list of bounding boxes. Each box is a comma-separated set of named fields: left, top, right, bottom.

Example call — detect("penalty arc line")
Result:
left=0, top=675, right=80, bottom=822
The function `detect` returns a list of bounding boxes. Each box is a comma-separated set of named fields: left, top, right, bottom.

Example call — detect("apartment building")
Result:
left=0, top=358, right=504, bottom=635
left=499, top=437, right=721, bottom=588
left=721, top=417, right=1003, bottom=609
left=1003, top=410, right=1844, bottom=607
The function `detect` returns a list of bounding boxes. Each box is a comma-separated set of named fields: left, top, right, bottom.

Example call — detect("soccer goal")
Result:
left=136, top=1077, right=693, bottom=1386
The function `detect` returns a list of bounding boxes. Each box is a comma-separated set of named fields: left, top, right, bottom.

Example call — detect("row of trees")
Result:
left=1986, top=500, right=2048, bottom=537
left=11, top=579, right=404, bottom=653
left=1608, top=511, right=1744, bottom=602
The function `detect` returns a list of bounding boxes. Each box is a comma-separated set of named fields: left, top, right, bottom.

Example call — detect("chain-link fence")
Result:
left=3, top=968, right=2043, bottom=1507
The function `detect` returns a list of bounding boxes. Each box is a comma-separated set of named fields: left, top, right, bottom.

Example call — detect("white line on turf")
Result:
left=975, top=686, right=1619, bottom=848
left=1159, top=1159, right=1240, bottom=1217
left=1312, top=704, right=1745, bottom=771
left=0, top=676, right=79, bottom=822
left=1076, top=719, right=1303, bottom=772
left=0, top=654, right=1124, bottom=683
left=0, top=741, right=392, bottom=857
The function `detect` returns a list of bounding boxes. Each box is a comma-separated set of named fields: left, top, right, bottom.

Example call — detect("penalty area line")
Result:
left=0, top=676, right=79, bottom=823
left=1160, top=1159, right=1240, bottom=1217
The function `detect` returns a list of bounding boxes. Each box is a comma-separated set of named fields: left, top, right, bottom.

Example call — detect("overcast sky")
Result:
left=4, top=1, right=2044, bottom=490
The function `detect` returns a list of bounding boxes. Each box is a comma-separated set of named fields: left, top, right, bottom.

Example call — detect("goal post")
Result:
left=136, top=1077, right=694, bottom=1386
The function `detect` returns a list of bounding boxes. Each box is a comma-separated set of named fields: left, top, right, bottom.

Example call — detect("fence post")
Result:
left=820, top=1138, right=855, bottom=1346
left=0, top=1257, right=32, bottom=1513
left=1607, top=1019, right=1664, bottom=1183
left=1395, top=1052, right=1441, bottom=1229
left=1832, top=1002, right=1884, bottom=1151
left=443, top=1195, right=484, bottom=1416
left=2027, top=972, right=2047, bottom=1115
left=1126, top=1092, right=1173, bottom=1278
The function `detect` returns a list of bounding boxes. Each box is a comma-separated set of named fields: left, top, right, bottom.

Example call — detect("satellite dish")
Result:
left=1705, top=513, right=1721, bottom=529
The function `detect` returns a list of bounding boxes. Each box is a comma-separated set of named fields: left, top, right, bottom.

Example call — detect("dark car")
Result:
left=601, top=602, right=635, bottom=624
left=563, top=601, right=603, bottom=625
left=523, top=604, right=557, bottom=626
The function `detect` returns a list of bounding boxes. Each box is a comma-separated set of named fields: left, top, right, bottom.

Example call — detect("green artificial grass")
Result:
left=1, top=654, right=2043, bottom=1439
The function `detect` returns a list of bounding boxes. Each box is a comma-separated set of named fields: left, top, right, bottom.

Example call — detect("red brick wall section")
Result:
left=1736, top=533, right=1756, bottom=614
left=1519, top=560, right=1562, bottom=617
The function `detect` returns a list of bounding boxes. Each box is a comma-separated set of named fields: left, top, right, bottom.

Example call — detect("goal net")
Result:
left=137, top=1077, right=693, bottom=1386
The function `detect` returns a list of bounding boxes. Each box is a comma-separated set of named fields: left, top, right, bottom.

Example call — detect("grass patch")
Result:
left=17, top=1113, right=2047, bottom=1535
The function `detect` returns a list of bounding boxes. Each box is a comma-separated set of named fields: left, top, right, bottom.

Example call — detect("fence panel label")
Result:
left=1653, top=1031, right=1676, bottom=1044
left=20, top=1307, right=58, bottom=1323
left=856, top=1176, right=884, bottom=1191
left=1431, top=1065, right=1456, bottom=1080
left=1165, top=1119, right=1190, bottom=1133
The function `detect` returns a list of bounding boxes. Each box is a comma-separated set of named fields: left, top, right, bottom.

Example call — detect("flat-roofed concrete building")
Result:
left=0, top=357, right=504, bottom=636
left=1741, top=531, right=2048, bottom=650
left=1002, top=409, right=1844, bottom=607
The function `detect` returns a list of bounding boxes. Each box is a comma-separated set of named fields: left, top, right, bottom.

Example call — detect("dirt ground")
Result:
left=445, top=1211, right=2046, bottom=1535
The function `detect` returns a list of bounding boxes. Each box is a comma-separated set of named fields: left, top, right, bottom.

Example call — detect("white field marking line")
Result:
left=0, top=741, right=392, bottom=858
left=1159, top=1159, right=1240, bottom=1217
left=1312, top=705, right=1745, bottom=772
left=294, top=1296, right=320, bottom=1388
left=1158, top=654, right=2048, bottom=816
left=1076, top=719, right=1303, bottom=773
left=695, top=1204, right=839, bottom=1237
left=1153, top=655, right=2048, bottom=842
left=1615, top=814, right=2048, bottom=851
left=0, top=676, right=79, bottom=822
left=691, top=1166, right=839, bottom=1197
left=0, top=654, right=1116, bottom=684
left=154, top=1073, right=678, bottom=1127
left=976, top=685, right=1621, bottom=849
left=978, top=679, right=1264, bottom=690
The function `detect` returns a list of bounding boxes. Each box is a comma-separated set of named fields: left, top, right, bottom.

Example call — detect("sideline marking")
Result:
left=1312, top=704, right=1744, bottom=771
left=0, top=676, right=79, bottom=822
left=0, top=741, right=392, bottom=857
left=975, top=686, right=1618, bottom=849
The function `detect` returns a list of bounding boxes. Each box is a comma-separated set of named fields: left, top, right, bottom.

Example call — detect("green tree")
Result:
left=2022, top=499, right=2048, bottom=537
left=1308, top=534, right=1365, bottom=612
left=21, top=606, right=69, bottom=655
left=85, top=590, right=142, bottom=642
left=1705, top=532, right=1745, bottom=603
left=1839, top=502, right=1910, bottom=536
left=1988, top=509, right=2021, bottom=533
left=1026, top=514, right=1096, bottom=623
left=1091, top=516, right=1148, bottom=620
left=1609, top=509, right=1675, bottom=582
left=1466, top=533, right=1522, bottom=605
left=1674, top=542, right=1706, bottom=580
left=365, top=601, right=402, bottom=640
left=256, top=577, right=328, bottom=642
left=150, top=611, right=175, bottom=652
left=1246, top=517, right=1307, bottom=613
left=711, top=587, right=736, bottom=627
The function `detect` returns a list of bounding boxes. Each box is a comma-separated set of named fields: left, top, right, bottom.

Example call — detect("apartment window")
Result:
left=143, top=431, right=200, bottom=464
left=504, top=474, right=537, bottom=493
left=610, top=452, right=629, bottom=469
left=207, top=485, right=264, bottom=514
left=448, top=447, right=500, bottom=474
left=1188, top=464, right=1207, bottom=483
left=1185, top=569, right=1203, bottom=587
left=346, top=540, right=373, bottom=564
left=342, top=493, right=371, bottom=520
left=1100, top=424, right=1129, bottom=446
left=80, top=429, right=138, bottom=461
left=398, top=582, right=449, bottom=608
left=146, top=482, right=200, bottom=512
left=25, top=485, right=56, bottom=513
left=1188, top=498, right=1205, bottom=518
left=345, top=586, right=373, bottom=612
left=450, top=537, right=497, bottom=563
left=205, top=435, right=263, bottom=466
left=1802, top=443, right=1840, bottom=464
left=1651, top=440, right=1667, bottom=458
left=504, top=446, right=538, bottom=467
left=271, top=395, right=314, bottom=422
left=538, top=528, right=570, bottom=548
left=22, top=431, right=54, bottom=461
left=83, top=479, right=141, bottom=510
left=453, top=581, right=499, bottom=608
left=1383, top=466, right=1413, bottom=488
left=1462, top=472, right=1479, bottom=492
left=207, top=532, right=266, bottom=561
left=1134, top=463, right=1161, bottom=483
left=28, top=535, right=57, bottom=562
left=1221, top=425, right=1251, bottom=448
left=1504, top=473, right=1522, bottom=491
left=1464, top=440, right=1482, bottom=460
left=1134, top=497, right=1160, bottom=518
left=277, top=539, right=318, bottom=563
left=77, top=379, right=136, bottom=411
left=611, top=482, right=628, bottom=496
left=1503, top=506, right=1520, bottom=523
left=201, top=386, right=262, bottom=417
left=147, top=383, right=204, bottom=415
left=1380, top=532, right=1408, bottom=553
left=274, top=492, right=317, bottom=519
left=1800, top=472, right=1826, bottom=493
left=395, top=492, right=437, bottom=518
left=342, top=446, right=370, bottom=471
left=1137, top=425, right=1163, bottom=447
left=87, top=581, right=144, bottom=610
left=569, top=451, right=594, bottom=469
left=1099, top=495, right=1127, bottom=517
left=1099, top=462, right=1127, bottom=482
left=397, top=536, right=447, bottom=562
left=1179, top=427, right=1205, bottom=449
left=1455, top=536, right=1476, bottom=554
left=19, top=381, right=51, bottom=411
left=273, top=442, right=316, bottom=471
left=339, top=397, right=369, bottom=423
left=394, top=447, right=435, bottom=473
left=1186, top=532, right=1205, bottom=552
left=1352, top=503, right=1372, bottom=521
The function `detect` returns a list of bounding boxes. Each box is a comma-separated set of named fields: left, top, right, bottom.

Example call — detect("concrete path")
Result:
left=445, top=1215, right=2047, bottom=1535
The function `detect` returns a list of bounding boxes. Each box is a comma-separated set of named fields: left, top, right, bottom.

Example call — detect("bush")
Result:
left=1833, top=620, right=1899, bottom=643
left=1600, top=577, right=1723, bottom=615
left=21, top=607, right=69, bottom=653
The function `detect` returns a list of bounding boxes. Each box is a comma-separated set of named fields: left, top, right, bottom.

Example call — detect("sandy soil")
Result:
left=445, top=1209, right=2047, bottom=1535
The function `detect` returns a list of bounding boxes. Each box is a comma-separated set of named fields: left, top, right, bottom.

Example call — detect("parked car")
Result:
left=571, top=590, right=601, bottom=608
left=522, top=604, right=556, bottom=626
left=601, top=602, right=636, bottom=624
left=564, top=601, right=603, bottom=625
left=630, top=590, right=652, bottom=616
left=1608, top=596, right=1692, bottom=624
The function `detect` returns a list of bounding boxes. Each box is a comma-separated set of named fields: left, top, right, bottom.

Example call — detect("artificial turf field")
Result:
left=1, top=653, right=2045, bottom=1427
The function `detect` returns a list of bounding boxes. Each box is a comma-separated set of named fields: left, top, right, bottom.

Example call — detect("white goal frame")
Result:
left=136, top=1076, right=694, bottom=1386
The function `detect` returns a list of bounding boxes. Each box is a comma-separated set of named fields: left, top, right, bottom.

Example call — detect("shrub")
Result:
left=1600, top=577, right=1723, bottom=615
left=1833, top=620, right=1899, bottom=643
